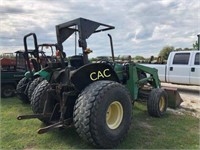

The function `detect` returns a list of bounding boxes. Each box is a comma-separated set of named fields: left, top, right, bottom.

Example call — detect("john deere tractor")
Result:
left=16, top=33, right=66, bottom=103
left=17, top=18, right=182, bottom=148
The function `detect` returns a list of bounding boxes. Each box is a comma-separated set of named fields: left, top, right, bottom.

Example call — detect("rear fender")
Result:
left=25, top=71, right=34, bottom=79
left=34, top=70, right=51, bottom=81
left=70, top=63, right=119, bottom=91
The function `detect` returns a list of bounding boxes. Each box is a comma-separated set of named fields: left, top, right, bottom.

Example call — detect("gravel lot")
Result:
left=161, top=83, right=200, bottom=118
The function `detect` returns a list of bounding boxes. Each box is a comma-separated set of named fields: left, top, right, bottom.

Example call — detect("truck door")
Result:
left=167, top=53, right=190, bottom=84
left=189, top=52, right=200, bottom=85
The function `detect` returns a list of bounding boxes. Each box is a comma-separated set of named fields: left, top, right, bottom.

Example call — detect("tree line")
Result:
left=135, top=40, right=199, bottom=61
left=1, top=40, right=198, bottom=61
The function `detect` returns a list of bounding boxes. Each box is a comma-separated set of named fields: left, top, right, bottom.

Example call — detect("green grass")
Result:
left=0, top=97, right=199, bottom=149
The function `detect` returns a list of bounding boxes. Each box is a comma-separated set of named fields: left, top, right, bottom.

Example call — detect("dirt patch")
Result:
left=161, top=83, right=200, bottom=118
left=23, top=147, right=35, bottom=150
left=138, top=121, right=153, bottom=129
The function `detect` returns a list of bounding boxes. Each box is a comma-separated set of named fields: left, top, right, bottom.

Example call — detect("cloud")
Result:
left=0, top=6, right=29, bottom=14
left=0, top=0, right=199, bottom=58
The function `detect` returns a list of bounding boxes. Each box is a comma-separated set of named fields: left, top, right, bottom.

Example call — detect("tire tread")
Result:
left=73, top=80, right=132, bottom=148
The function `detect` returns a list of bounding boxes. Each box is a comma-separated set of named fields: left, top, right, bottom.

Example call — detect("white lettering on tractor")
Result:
left=90, top=69, right=111, bottom=81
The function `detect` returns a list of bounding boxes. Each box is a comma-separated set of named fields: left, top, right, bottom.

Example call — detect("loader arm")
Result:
left=136, top=64, right=161, bottom=88
left=125, top=63, right=161, bottom=100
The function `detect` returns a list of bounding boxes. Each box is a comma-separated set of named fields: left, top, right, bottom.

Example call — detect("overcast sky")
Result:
left=0, top=0, right=199, bottom=58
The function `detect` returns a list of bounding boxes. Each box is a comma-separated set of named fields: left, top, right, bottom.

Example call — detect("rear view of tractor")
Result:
left=16, top=33, right=65, bottom=103
left=18, top=18, right=182, bottom=148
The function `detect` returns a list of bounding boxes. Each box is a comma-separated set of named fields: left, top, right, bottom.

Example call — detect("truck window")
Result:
left=173, top=53, right=190, bottom=65
left=194, top=53, right=199, bottom=65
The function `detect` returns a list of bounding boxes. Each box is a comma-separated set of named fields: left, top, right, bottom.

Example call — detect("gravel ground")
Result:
left=161, top=83, right=200, bottom=118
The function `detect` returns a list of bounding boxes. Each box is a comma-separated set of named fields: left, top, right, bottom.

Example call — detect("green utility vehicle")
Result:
left=18, top=18, right=182, bottom=148
left=1, top=51, right=27, bottom=97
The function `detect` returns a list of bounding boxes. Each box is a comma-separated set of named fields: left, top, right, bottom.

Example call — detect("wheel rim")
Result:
left=106, top=101, right=123, bottom=130
left=3, top=88, right=13, bottom=97
left=159, top=96, right=165, bottom=112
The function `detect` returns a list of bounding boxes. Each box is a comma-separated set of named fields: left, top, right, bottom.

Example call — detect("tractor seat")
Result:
left=70, top=55, right=84, bottom=69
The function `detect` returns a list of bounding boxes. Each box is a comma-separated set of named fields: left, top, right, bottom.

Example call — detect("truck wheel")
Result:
left=1, top=85, right=15, bottom=98
left=31, top=80, right=53, bottom=123
left=16, top=77, right=29, bottom=103
left=28, top=77, right=44, bottom=100
left=73, top=80, right=132, bottom=148
left=147, top=88, right=168, bottom=117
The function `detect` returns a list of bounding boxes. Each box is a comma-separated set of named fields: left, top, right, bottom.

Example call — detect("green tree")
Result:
left=158, top=46, right=174, bottom=60
left=175, top=48, right=183, bottom=51
left=90, top=57, right=97, bottom=62
left=193, top=41, right=198, bottom=49
left=134, top=55, right=145, bottom=60
left=183, top=47, right=193, bottom=51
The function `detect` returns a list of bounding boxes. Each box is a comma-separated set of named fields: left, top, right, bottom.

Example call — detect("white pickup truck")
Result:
left=142, top=51, right=200, bottom=86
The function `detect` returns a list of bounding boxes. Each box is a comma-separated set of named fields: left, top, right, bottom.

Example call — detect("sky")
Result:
left=0, top=0, right=199, bottom=58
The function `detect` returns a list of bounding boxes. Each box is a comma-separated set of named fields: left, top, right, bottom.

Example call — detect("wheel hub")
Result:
left=106, top=101, right=123, bottom=130
left=3, top=88, right=13, bottom=97
left=159, top=97, right=165, bottom=112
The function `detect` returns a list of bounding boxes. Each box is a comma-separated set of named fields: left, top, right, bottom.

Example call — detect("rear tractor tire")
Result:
left=73, top=80, right=132, bottom=148
left=16, top=77, right=29, bottom=103
left=28, top=77, right=44, bottom=100
left=147, top=88, right=168, bottom=117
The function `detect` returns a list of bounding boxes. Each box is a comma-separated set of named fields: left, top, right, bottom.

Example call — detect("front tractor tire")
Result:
left=1, top=84, right=15, bottom=98
left=16, top=77, right=29, bottom=103
left=28, top=77, right=44, bottom=100
left=147, top=88, right=168, bottom=117
left=73, top=81, right=132, bottom=148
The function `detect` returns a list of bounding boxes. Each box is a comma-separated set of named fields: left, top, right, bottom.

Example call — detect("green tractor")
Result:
left=18, top=18, right=182, bottom=148
left=16, top=33, right=66, bottom=103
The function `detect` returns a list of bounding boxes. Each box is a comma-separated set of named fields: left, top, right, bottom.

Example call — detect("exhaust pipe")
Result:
left=108, top=34, right=115, bottom=62
left=197, top=34, right=200, bottom=50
